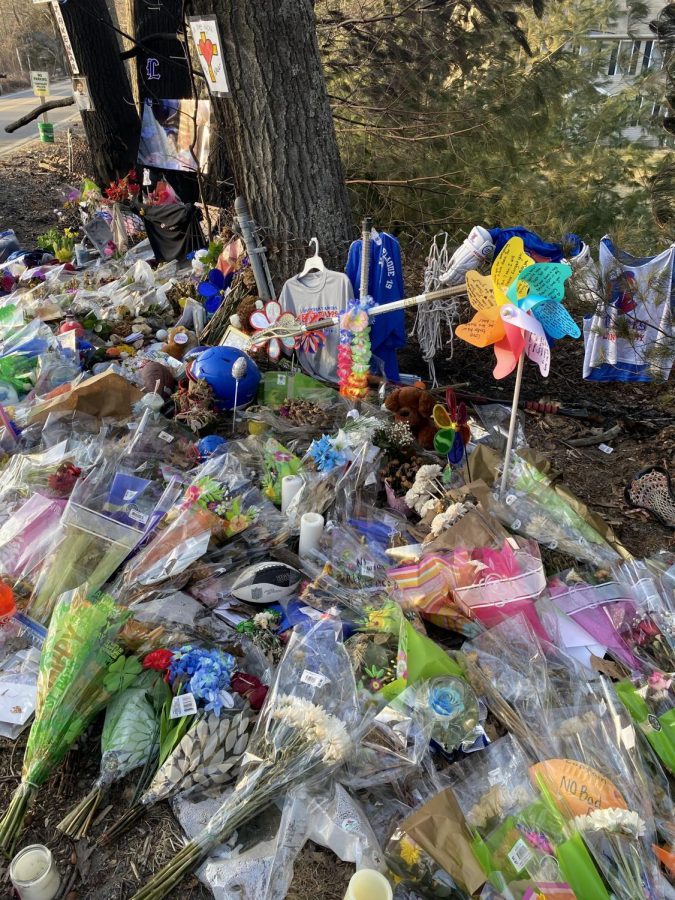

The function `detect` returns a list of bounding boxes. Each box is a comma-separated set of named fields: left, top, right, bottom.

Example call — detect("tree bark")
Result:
left=189, top=0, right=353, bottom=288
left=57, top=0, right=141, bottom=185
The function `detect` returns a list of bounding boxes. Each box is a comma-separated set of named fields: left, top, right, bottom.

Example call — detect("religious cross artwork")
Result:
left=188, top=14, right=231, bottom=97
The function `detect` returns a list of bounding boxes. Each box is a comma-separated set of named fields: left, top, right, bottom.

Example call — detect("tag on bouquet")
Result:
left=507, top=838, right=533, bottom=872
left=170, top=693, right=198, bottom=718
left=300, top=669, right=330, bottom=688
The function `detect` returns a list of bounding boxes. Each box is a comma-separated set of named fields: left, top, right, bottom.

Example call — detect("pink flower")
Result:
left=181, top=485, right=202, bottom=509
left=648, top=672, right=672, bottom=693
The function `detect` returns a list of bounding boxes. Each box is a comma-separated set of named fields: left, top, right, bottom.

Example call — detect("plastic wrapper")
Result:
left=121, top=453, right=286, bottom=589
left=434, top=537, right=548, bottom=639
left=26, top=451, right=173, bottom=622
left=494, top=455, right=621, bottom=568
left=341, top=686, right=435, bottom=789
left=0, top=585, right=177, bottom=854
left=464, top=616, right=593, bottom=763
left=0, top=645, right=41, bottom=739
left=132, top=619, right=362, bottom=899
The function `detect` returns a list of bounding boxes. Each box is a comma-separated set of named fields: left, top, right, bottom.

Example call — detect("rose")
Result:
left=143, top=649, right=174, bottom=672
left=231, top=672, right=268, bottom=710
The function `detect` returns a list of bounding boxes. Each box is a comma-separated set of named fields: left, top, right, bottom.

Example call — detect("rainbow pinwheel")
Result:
left=455, top=237, right=580, bottom=379
left=433, top=388, right=470, bottom=464
left=249, top=301, right=298, bottom=361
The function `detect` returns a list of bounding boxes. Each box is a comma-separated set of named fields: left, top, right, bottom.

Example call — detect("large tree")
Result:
left=188, top=0, right=354, bottom=285
left=57, top=0, right=141, bottom=185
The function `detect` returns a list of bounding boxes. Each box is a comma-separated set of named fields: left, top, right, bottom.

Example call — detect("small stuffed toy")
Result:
left=384, top=386, right=437, bottom=449
left=162, top=325, right=197, bottom=360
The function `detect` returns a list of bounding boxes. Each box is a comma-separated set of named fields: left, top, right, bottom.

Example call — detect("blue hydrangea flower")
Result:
left=308, top=434, right=346, bottom=473
left=169, top=646, right=237, bottom=715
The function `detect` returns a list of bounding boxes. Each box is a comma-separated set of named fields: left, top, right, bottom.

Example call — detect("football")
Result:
left=231, top=562, right=303, bottom=604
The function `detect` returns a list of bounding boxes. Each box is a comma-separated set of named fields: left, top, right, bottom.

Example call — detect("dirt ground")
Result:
left=0, top=137, right=674, bottom=898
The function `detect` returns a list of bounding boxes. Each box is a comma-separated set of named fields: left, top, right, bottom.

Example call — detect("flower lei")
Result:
left=338, top=295, right=373, bottom=399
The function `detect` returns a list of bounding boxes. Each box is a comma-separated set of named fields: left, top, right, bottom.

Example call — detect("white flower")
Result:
left=430, top=502, right=468, bottom=536
left=331, top=430, right=349, bottom=452
left=253, top=612, right=274, bottom=631
left=415, top=465, right=442, bottom=484
left=270, top=695, right=350, bottom=762
left=419, top=498, right=439, bottom=518
left=574, top=807, right=646, bottom=838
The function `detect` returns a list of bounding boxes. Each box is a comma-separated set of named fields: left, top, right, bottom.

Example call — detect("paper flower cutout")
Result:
left=249, top=301, right=298, bottom=361
left=296, top=310, right=327, bottom=354
left=432, top=389, right=470, bottom=464
left=198, top=268, right=234, bottom=314
left=455, top=237, right=579, bottom=379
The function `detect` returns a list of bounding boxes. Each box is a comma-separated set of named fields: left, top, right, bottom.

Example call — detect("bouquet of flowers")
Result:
left=496, top=455, right=621, bottom=568
left=121, top=454, right=284, bottom=589
left=0, top=586, right=165, bottom=854
left=57, top=666, right=170, bottom=838
left=131, top=619, right=360, bottom=899
left=26, top=453, right=173, bottom=622
left=99, top=640, right=264, bottom=845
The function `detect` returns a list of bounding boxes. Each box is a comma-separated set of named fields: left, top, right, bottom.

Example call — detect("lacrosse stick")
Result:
left=248, top=282, right=470, bottom=353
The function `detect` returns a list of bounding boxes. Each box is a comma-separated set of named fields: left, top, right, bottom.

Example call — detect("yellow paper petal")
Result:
left=432, top=404, right=453, bottom=429
left=491, top=237, right=533, bottom=291
left=466, top=271, right=497, bottom=312
left=456, top=311, right=505, bottom=348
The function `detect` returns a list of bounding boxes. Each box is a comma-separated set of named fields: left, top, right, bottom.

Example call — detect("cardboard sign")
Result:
left=50, top=1, right=80, bottom=75
left=188, top=15, right=231, bottom=97
left=30, top=71, right=49, bottom=97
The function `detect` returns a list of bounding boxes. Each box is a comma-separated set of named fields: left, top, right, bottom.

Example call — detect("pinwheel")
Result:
left=455, top=237, right=580, bottom=497
left=432, top=388, right=470, bottom=464
left=249, top=301, right=298, bottom=361
left=198, top=268, right=233, bottom=314
left=455, top=236, right=579, bottom=380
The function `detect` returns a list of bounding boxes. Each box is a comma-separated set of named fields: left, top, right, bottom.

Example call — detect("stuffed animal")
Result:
left=162, top=325, right=197, bottom=360
left=384, top=386, right=437, bottom=449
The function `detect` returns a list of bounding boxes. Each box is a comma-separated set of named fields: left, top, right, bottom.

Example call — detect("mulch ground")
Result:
left=0, top=137, right=673, bottom=898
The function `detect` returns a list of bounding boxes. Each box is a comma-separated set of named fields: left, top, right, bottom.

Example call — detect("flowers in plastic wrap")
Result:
left=26, top=453, right=174, bottom=623
left=99, top=639, right=265, bottom=846
left=130, top=619, right=360, bottom=899
left=121, top=454, right=284, bottom=589
left=452, top=734, right=611, bottom=899
left=0, top=587, right=143, bottom=854
left=496, top=455, right=621, bottom=567
left=616, top=675, right=675, bottom=776
left=260, top=437, right=301, bottom=505
left=435, top=538, right=548, bottom=639
left=57, top=666, right=170, bottom=839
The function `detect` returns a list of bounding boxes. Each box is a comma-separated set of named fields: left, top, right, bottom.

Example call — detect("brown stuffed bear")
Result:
left=384, top=386, right=437, bottom=449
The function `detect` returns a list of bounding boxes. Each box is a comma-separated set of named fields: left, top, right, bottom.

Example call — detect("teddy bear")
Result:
left=162, top=325, right=197, bottom=360
left=384, top=386, right=437, bottom=449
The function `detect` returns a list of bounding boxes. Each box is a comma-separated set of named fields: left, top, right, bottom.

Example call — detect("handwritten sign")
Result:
left=188, top=14, right=231, bottom=97
left=50, top=1, right=80, bottom=75
left=519, top=262, right=572, bottom=303
left=455, top=311, right=503, bottom=348
left=533, top=300, right=580, bottom=340
left=525, top=330, right=551, bottom=377
left=466, top=271, right=496, bottom=311
left=529, top=758, right=627, bottom=817
left=492, top=237, right=532, bottom=290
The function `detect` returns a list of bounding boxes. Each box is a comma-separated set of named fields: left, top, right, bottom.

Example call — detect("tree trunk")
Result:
left=189, top=0, right=353, bottom=288
left=56, top=0, right=141, bottom=185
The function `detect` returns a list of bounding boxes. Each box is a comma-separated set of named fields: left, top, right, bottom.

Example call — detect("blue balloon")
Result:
left=197, top=434, right=227, bottom=459
left=190, top=347, right=261, bottom=411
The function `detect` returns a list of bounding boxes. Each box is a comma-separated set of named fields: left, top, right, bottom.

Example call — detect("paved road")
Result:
left=0, top=80, right=81, bottom=156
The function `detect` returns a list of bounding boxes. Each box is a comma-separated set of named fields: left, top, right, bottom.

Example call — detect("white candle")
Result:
left=10, top=845, right=61, bottom=900
left=298, top=512, right=324, bottom=558
left=281, top=475, right=303, bottom=514
left=344, top=869, right=393, bottom=900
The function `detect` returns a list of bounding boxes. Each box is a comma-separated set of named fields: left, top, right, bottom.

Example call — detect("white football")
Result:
left=231, top=562, right=302, bottom=604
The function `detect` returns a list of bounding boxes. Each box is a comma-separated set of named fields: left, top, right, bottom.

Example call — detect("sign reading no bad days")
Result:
left=187, top=15, right=231, bottom=97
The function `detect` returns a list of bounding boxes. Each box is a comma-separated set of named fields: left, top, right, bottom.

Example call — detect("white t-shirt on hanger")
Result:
left=279, top=269, right=354, bottom=382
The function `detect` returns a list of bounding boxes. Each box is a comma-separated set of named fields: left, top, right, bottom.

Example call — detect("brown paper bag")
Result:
left=28, top=371, right=142, bottom=423
left=402, top=786, right=486, bottom=894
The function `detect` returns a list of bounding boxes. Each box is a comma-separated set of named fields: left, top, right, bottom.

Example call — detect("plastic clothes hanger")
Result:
left=299, top=237, right=325, bottom=277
